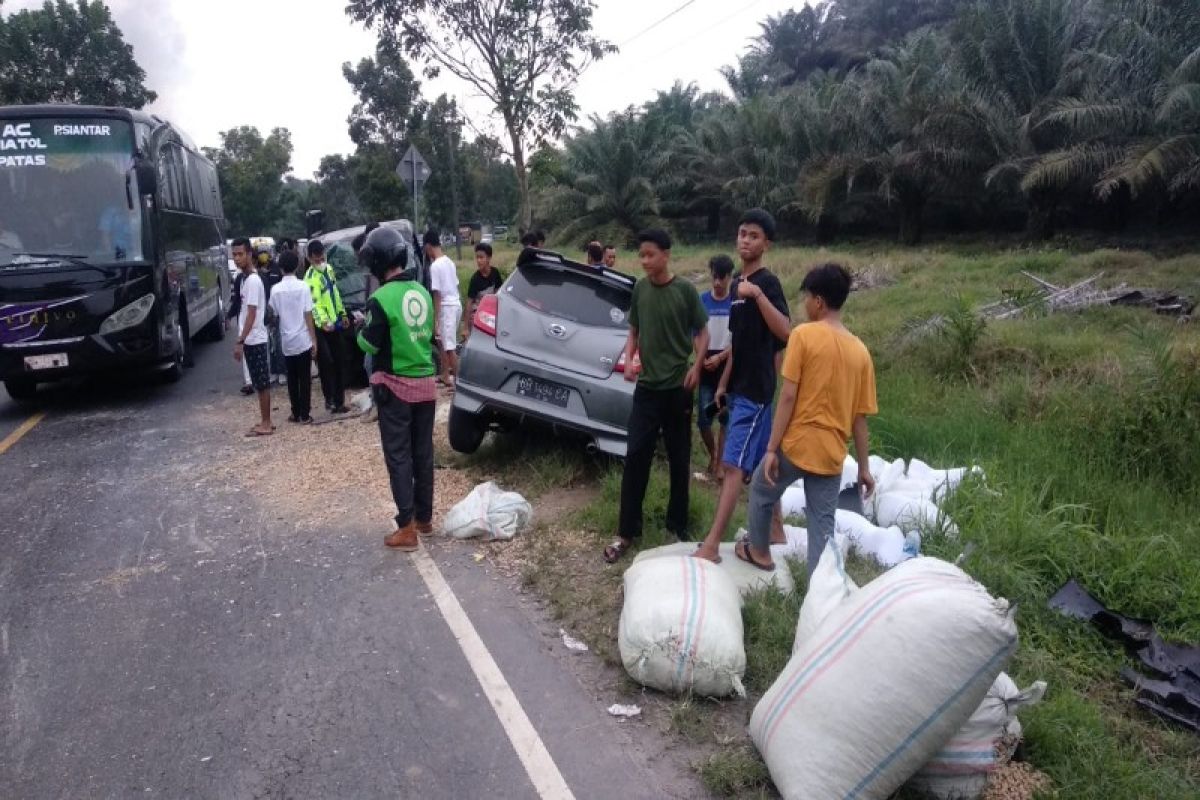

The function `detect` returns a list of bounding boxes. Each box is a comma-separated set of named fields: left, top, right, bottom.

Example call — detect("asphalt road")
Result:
left=0, top=340, right=698, bottom=799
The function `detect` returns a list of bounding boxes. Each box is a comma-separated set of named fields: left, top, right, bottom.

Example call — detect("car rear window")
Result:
left=507, top=265, right=632, bottom=329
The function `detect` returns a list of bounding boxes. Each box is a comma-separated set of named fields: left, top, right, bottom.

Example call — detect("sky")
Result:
left=8, top=0, right=798, bottom=178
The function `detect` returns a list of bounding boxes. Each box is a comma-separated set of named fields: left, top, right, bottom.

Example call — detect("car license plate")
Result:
left=24, top=353, right=68, bottom=371
left=516, top=375, right=570, bottom=408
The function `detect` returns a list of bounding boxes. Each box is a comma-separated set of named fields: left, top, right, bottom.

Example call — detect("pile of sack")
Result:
left=751, top=544, right=1043, bottom=800
left=779, top=454, right=982, bottom=568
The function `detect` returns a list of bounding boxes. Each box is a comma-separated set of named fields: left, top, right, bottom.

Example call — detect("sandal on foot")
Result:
left=734, top=540, right=775, bottom=572
left=603, top=539, right=632, bottom=564
left=692, top=543, right=723, bottom=564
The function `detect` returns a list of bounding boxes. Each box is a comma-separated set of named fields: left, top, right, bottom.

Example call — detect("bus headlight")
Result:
left=100, top=293, right=156, bottom=335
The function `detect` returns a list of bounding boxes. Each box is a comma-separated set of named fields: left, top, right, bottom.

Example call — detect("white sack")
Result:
left=794, top=541, right=859, bottom=651
left=632, top=542, right=796, bottom=598
left=750, top=557, right=1017, bottom=800
left=908, top=673, right=1047, bottom=800
left=618, top=556, right=746, bottom=697
left=441, top=481, right=533, bottom=541
left=873, top=492, right=958, bottom=536
left=836, top=510, right=916, bottom=567
left=781, top=485, right=807, bottom=518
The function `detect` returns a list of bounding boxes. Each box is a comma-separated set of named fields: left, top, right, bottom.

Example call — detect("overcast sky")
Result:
left=9, top=0, right=798, bottom=178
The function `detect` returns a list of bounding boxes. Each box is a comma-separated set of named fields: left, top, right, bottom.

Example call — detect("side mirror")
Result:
left=135, top=159, right=158, bottom=195
left=305, top=209, right=325, bottom=238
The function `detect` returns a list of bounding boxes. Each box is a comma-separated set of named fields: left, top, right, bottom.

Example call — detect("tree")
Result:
left=0, top=0, right=156, bottom=108
left=346, top=0, right=615, bottom=231
left=203, top=127, right=294, bottom=236
left=343, top=38, right=424, bottom=150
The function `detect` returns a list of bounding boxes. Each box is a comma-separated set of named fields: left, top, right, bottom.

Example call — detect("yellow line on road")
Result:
left=0, top=411, right=47, bottom=455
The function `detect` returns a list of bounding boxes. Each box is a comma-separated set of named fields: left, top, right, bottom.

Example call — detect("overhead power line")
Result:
left=619, top=0, right=701, bottom=48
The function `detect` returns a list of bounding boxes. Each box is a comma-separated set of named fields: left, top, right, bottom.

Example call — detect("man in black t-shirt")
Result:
left=694, top=209, right=792, bottom=565
left=465, top=242, right=504, bottom=338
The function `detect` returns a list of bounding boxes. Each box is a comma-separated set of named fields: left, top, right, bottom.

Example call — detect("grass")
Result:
left=462, top=239, right=1200, bottom=797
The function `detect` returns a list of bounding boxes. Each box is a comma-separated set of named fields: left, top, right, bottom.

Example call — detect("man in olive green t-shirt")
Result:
left=604, top=229, right=709, bottom=564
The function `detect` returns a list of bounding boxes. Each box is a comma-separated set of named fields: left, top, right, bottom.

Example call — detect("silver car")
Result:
left=449, top=248, right=636, bottom=457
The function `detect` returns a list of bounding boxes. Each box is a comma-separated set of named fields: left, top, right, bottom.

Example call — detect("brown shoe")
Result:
left=415, top=521, right=435, bottom=537
left=384, top=524, right=419, bottom=551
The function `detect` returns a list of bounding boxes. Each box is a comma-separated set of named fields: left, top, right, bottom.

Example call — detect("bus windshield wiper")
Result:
left=7, top=253, right=109, bottom=275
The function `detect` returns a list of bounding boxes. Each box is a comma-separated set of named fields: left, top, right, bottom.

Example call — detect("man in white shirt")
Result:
left=268, top=251, right=319, bottom=423
left=424, top=229, right=462, bottom=388
left=232, top=237, right=274, bottom=436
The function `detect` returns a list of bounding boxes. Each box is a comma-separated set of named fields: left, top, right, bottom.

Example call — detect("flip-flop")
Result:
left=734, top=540, right=775, bottom=572
left=693, top=543, right=722, bottom=564
left=244, top=428, right=274, bottom=437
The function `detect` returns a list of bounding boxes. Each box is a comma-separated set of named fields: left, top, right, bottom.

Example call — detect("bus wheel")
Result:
left=179, top=306, right=195, bottom=368
left=200, top=294, right=226, bottom=342
left=163, top=319, right=186, bottom=383
left=4, top=378, right=37, bottom=402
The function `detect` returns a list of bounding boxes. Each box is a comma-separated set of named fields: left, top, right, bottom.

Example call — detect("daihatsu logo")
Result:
left=549, top=323, right=567, bottom=339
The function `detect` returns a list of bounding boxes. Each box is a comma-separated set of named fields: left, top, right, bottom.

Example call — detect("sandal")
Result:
left=734, top=540, right=775, bottom=572
left=692, top=544, right=722, bottom=564
left=603, top=539, right=632, bottom=564
left=244, top=427, right=274, bottom=437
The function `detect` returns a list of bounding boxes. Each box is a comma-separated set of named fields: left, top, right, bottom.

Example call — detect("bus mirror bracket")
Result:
left=134, top=158, right=158, bottom=196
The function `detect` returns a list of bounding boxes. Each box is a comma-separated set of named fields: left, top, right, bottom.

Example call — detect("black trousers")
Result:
left=374, top=385, right=435, bottom=528
left=284, top=349, right=313, bottom=420
left=618, top=384, right=693, bottom=540
left=315, top=328, right=345, bottom=408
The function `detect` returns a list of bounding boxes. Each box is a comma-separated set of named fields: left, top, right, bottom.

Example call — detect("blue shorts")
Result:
left=722, top=395, right=772, bottom=476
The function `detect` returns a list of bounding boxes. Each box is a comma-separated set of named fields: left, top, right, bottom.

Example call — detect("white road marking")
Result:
left=410, top=544, right=576, bottom=800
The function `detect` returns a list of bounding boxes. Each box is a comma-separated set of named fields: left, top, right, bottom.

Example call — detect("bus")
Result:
left=0, top=105, right=229, bottom=400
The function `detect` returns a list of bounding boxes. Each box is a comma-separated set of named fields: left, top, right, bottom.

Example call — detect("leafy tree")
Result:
left=203, top=127, right=293, bottom=236
left=346, top=0, right=615, bottom=231
left=314, top=155, right=364, bottom=231
left=343, top=38, right=424, bottom=150
left=539, top=112, right=669, bottom=246
left=0, top=0, right=156, bottom=107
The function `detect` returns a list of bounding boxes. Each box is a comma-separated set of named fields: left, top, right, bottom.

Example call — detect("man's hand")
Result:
left=737, top=281, right=760, bottom=300
left=623, top=363, right=638, bottom=382
left=233, top=342, right=243, bottom=363
left=703, top=353, right=723, bottom=371
left=323, top=323, right=335, bottom=333
left=762, top=451, right=780, bottom=487
left=858, top=466, right=876, bottom=499
left=684, top=364, right=701, bottom=391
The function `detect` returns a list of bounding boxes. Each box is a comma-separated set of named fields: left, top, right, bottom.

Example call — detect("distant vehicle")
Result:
left=0, top=104, right=229, bottom=399
left=310, top=218, right=424, bottom=387
left=481, top=232, right=494, bottom=245
left=493, top=224, right=509, bottom=236
left=450, top=248, right=636, bottom=457
left=458, top=221, right=482, bottom=245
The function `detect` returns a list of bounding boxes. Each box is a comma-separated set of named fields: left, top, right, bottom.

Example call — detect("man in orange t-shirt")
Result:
left=734, top=263, right=878, bottom=579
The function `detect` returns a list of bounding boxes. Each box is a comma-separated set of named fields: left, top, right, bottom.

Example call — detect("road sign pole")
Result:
left=412, top=157, right=418, bottom=230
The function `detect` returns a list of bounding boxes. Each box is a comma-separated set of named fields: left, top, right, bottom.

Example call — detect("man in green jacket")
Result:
left=306, top=239, right=351, bottom=414
left=356, top=226, right=437, bottom=551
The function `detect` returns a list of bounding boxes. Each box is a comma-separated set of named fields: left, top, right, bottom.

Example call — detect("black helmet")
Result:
left=359, top=225, right=408, bottom=280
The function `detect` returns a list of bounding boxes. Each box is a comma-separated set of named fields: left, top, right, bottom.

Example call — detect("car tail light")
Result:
left=614, top=351, right=641, bottom=373
left=474, top=293, right=498, bottom=336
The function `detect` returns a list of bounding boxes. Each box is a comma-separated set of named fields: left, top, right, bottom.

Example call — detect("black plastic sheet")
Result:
left=1049, top=579, right=1200, bottom=734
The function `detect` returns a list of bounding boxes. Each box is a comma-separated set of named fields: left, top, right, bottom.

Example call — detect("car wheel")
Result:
left=448, top=405, right=485, bottom=454
left=4, top=378, right=37, bottom=402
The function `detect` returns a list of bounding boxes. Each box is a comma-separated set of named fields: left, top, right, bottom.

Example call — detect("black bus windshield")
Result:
left=0, top=118, right=144, bottom=267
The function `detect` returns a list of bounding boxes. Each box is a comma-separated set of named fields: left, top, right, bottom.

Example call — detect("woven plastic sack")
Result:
left=442, top=481, right=532, bottom=541
left=632, top=542, right=795, bottom=598
left=750, top=556, right=1017, bottom=800
left=908, top=673, right=1047, bottom=799
left=618, top=555, right=746, bottom=697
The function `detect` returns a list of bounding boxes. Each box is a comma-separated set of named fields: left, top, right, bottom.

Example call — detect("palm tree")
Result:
left=545, top=112, right=669, bottom=246
left=802, top=32, right=970, bottom=245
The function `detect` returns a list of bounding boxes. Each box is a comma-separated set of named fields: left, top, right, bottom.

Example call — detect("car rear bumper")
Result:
left=454, top=336, right=632, bottom=457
